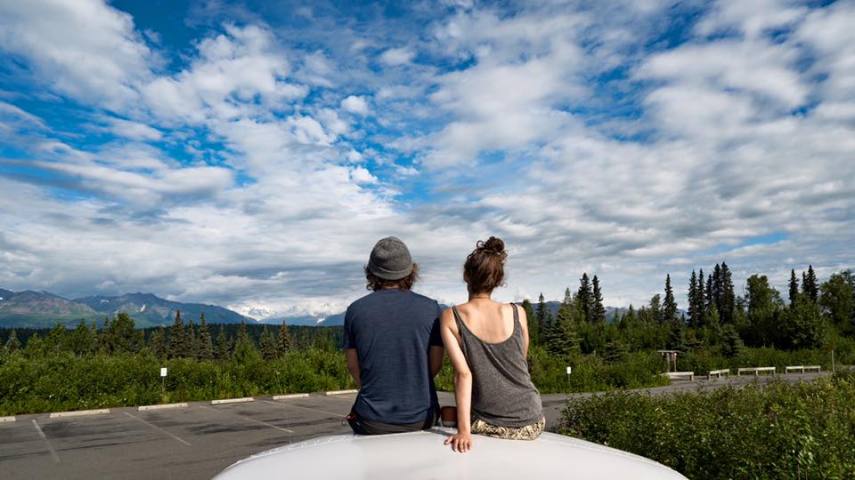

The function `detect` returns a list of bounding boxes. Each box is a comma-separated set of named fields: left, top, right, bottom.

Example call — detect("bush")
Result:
left=558, top=375, right=855, bottom=479
left=0, top=348, right=354, bottom=415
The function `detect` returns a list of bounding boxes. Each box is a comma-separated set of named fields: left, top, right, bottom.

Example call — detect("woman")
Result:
left=440, top=237, right=545, bottom=453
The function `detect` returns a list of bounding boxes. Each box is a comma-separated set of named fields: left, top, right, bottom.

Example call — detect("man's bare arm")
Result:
left=429, top=346, right=444, bottom=378
left=345, top=348, right=361, bottom=388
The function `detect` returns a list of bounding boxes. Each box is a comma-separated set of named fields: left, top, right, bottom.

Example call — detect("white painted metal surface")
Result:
left=213, top=428, right=687, bottom=480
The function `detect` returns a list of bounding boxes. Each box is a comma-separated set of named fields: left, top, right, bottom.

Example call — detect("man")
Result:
left=343, top=236, right=444, bottom=435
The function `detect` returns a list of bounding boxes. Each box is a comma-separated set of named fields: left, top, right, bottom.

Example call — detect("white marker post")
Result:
left=566, top=366, right=572, bottom=391
left=160, top=367, right=168, bottom=398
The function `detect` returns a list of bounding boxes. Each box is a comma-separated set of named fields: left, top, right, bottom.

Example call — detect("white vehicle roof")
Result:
left=214, top=428, right=687, bottom=479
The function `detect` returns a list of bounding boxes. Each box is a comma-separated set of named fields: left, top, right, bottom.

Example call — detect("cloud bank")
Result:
left=0, top=0, right=853, bottom=318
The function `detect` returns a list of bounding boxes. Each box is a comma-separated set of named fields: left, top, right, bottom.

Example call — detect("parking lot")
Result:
left=0, top=372, right=827, bottom=479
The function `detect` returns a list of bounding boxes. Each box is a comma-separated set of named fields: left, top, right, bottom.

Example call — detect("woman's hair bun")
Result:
left=477, top=236, right=507, bottom=258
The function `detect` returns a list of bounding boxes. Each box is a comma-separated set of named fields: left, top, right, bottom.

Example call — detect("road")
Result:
left=0, top=372, right=827, bottom=479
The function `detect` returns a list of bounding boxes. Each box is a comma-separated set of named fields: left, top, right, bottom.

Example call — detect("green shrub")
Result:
left=558, top=376, right=855, bottom=479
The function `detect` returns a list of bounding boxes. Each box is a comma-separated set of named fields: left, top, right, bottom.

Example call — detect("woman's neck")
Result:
left=468, top=291, right=492, bottom=301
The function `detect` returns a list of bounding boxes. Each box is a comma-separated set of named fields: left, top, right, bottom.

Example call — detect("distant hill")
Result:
left=0, top=290, right=100, bottom=327
left=0, top=289, right=251, bottom=328
left=262, top=311, right=345, bottom=327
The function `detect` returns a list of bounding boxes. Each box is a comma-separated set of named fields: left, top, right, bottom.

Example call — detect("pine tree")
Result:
left=719, top=262, right=736, bottom=324
left=697, top=269, right=706, bottom=328
left=789, top=269, right=800, bottom=308
left=577, top=274, right=592, bottom=323
left=168, top=310, right=187, bottom=358
left=536, top=293, right=549, bottom=336
left=187, top=320, right=199, bottom=359
left=720, top=323, right=743, bottom=358
left=604, top=337, right=628, bottom=363
left=259, top=326, right=278, bottom=360
left=198, top=314, right=214, bottom=360
left=4, top=329, right=21, bottom=353
left=150, top=326, right=167, bottom=359
left=215, top=325, right=231, bottom=360
left=663, top=274, right=678, bottom=323
left=649, top=294, right=662, bottom=324
left=804, top=265, right=819, bottom=303
left=109, top=313, right=139, bottom=354
left=521, top=299, right=538, bottom=345
left=233, top=321, right=261, bottom=363
left=688, top=270, right=698, bottom=327
left=705, top=272, right=714, bottom=316
left=591, top=275, right=606, bottom=324
left=276, top=321, right=293, bottom=355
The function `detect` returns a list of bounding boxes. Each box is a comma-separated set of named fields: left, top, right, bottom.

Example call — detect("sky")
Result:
left=0, top=0, right=853, bottom=320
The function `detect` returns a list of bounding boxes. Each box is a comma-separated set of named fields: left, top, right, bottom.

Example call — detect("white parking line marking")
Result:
left=124, top=412, right=191, bottom=446
left=262, top=400, right=346, bottom=418
left=201, top=406, right=294, bottom=434
left=31, top=419, right=60, bottom=463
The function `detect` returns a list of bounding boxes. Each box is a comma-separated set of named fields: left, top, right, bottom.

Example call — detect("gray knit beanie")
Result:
left=367, top=237, right=413, bottom=280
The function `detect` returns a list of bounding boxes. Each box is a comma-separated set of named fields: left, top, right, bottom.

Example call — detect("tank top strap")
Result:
left=451, top=305, right=466, bottom=333
left=511, top=303, right=521, bottom=338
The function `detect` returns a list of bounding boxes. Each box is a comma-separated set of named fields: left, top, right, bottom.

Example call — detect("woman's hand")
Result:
left=444, top=431, right=472, bottom=453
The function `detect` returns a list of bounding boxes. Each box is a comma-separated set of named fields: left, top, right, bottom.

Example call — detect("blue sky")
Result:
left=0, top=0, right=853, bottom=319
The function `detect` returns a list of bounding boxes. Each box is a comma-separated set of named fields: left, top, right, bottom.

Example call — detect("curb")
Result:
left=211, top=397, right=254, bottom=405
left=272, top=393, right=310, bottom=400
left=324, top=389, right=358, bottom=396
left=0, top=416, right=15, bottom=423
left=49, top=409, right=110, bottom=418
left=138, top=403, right=189, bottom=411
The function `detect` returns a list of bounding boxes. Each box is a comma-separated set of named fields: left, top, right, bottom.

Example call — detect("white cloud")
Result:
left=105, top=117, right=162, bottom=141
left=0, top=0, right=154, bottom=109
left=1, top=0, right=853, bottom=318
left=379, top=47, right=415, bottom=66
left=341, top=95, right=370, bottom=115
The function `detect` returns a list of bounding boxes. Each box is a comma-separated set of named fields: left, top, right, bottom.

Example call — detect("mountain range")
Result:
left=0, top=288, right=640, bottom=330
left=0, top=289, right=250, bottom=329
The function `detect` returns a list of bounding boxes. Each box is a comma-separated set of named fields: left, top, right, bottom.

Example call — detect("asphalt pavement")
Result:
left=0, top=372, right=828, bottom=479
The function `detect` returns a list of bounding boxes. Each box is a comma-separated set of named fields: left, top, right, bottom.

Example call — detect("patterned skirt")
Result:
left=471, top=416, right=545, bottom=441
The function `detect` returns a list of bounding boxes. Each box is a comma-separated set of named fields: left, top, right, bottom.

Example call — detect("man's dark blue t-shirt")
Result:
left=343, top=289, right=443, bottom=425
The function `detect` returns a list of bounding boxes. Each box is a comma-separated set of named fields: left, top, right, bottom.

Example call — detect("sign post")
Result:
left=160, top=367, right=168, bottom=398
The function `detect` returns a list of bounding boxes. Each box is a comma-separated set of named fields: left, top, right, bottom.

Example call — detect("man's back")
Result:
left=343, top=289, right=442, bottom=425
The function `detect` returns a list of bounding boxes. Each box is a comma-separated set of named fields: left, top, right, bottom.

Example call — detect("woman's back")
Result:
left=452, top=301, right=542, bottom=427
left=453, top=302, right=516, bottom=344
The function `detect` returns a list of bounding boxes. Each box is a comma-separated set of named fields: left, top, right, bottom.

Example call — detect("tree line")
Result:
left=1, top=312, right=342, bottom=361
left=520, top=264, right=854, bottom=361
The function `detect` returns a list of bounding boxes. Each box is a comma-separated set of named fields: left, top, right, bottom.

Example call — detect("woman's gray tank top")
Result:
left=452, top=304, right=543, bottom=427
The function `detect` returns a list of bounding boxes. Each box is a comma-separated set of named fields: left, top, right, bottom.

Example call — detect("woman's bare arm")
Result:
left=517, top=303, right=530, bottom=358
left=440, top=308, right=473, bottom=453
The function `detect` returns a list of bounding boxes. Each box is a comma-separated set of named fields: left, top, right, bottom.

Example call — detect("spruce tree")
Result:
left=591, top=275, right=606, bottom=324
left=697, top=269, right=706, bottom=328
left=215, top=325, right=231, bottom=360
left=649, top=294, right=662, bottom=324
left=705, top=273, right=714, bottom=316
left=198, top=314, right=214, bottom=360
left=804, top=265, right=819, bottom=303
left=168, top=310, right=187, bottom=358
left=4, top=329, right=21, bottom=353
left=719, top=262, right=735, bottom=324
left=688, top=270, right=698, bottom=327
left=233, top=321, right=261, bottom=363
left=536, top=293, right=549, bottom=336
left=577, top=274, right=592, bottom=323
left=187, top=320, right=199, bottom=359
left=151, top=326, right=167, bottom=359
left=663, top=274, right=678, bottom=323
left=259, top=326, right=278, bottom=360
left=789, top=269, right=800, bottom=308
left=521, top=299, right=538, bottom=345
left=277, top=321, right=293, bottom=354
